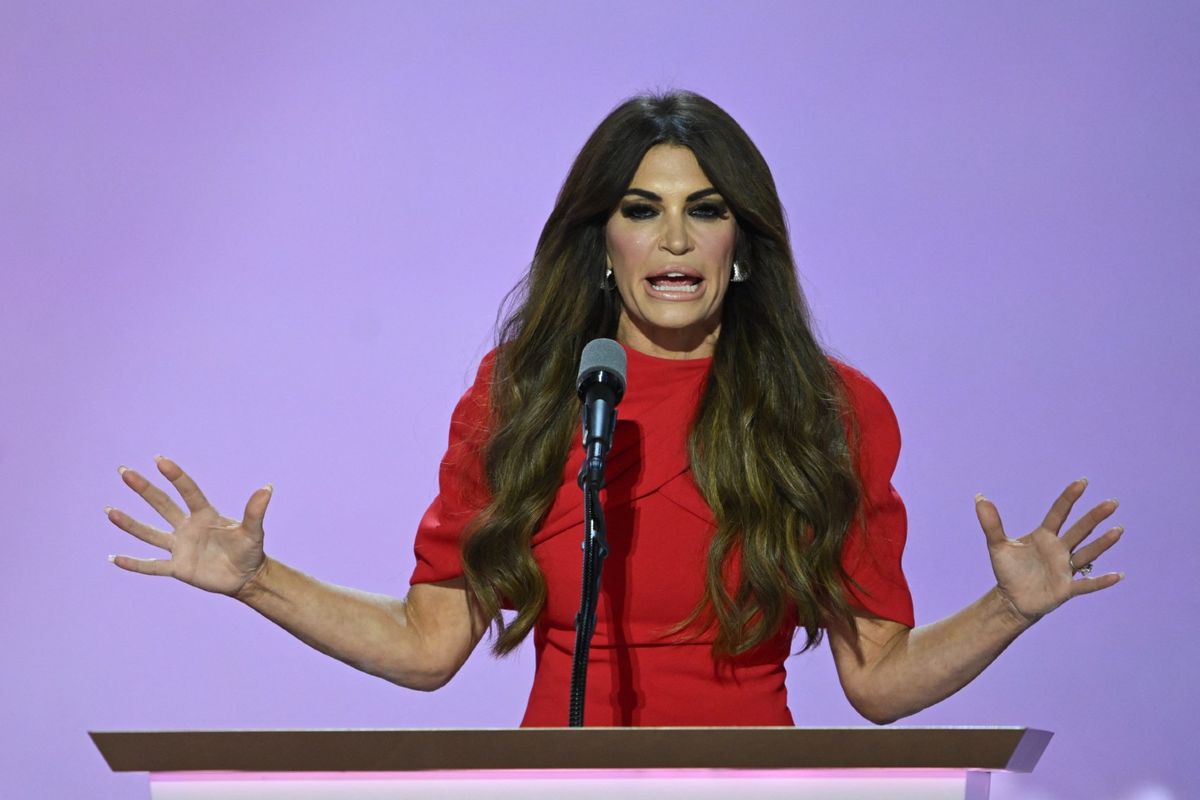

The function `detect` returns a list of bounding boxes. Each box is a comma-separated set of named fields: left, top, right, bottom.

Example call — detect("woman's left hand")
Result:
left=976, top=478, right=1125, bottom=625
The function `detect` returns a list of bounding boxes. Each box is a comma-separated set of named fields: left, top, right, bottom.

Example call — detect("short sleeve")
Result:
left=831, top=360, right=915, bottom=628
left=408, top=353, right=495, bottom=585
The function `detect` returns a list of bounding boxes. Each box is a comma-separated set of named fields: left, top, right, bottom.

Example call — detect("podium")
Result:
left=90, top=727, right=1052, bottom=799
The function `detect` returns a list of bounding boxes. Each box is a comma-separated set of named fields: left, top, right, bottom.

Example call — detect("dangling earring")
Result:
left=601, top=266, right=616, bottom=290
left=731, top=261, right=749, bottom=283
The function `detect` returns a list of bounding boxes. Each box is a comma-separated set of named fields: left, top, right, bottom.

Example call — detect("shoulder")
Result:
left=827, top=359, right=898, bottom=427
left=826, top=357, right=901, bottom=479
left=447, top=348, right=499, bottom=443
left=465, top=347, right=502, bottom=401
left=469, top=347, right=500, bottom=388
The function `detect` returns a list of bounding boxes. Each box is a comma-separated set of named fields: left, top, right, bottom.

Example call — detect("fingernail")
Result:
left=1078, top=477, right=1089, bottom=486
left=118, top=465, right=129, bottom=475
left=153, top=454, right=165, bottom=463
left=104, top=506, right=114, bottom=516
left=1117, top=572, right=1126, bottom=582
left=264, top=483, right=274, bottom=493
left=107, top=554, right=117, bottom=563
left=974, top=493, right=986, bottom=503
left=1108, top=498, right=1120, bottom=508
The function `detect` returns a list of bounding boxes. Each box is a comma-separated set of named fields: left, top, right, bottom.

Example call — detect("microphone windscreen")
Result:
left=577, top=338, right=627, bottom=388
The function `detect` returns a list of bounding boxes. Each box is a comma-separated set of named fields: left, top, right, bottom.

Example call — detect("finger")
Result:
left=1069, top=525, right=1124, bottom=568
left=154, top=455, right=212, bottom=514
left=119, top=465, right=186, bottom=528
left=108, top=554, right=174, bottom=577
left=974, top=493, right=1007, bottom=546
left=242, top=484, right=273, bottom=533
left=104, top=506, right=174, bottom=552
left=1061, top=499, right=1119, bottom=550
left=1070, top=572, right=1124, bottom=596
left=1039, top=478, right=1089, bottom=535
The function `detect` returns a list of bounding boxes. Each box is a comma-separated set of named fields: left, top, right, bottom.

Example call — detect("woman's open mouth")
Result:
left=645, top=269, right=705, bottom=299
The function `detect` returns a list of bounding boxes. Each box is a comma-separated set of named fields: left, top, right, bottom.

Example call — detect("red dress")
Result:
left=410, top=345, right=913, bottom=727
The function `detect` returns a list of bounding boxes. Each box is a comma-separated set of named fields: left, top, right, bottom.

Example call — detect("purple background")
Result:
left=3, top=2, right=1197, bottom=798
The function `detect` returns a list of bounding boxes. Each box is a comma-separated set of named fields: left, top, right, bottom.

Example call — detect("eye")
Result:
left=620, top=202, right=658, bottom=220
left=689, top=201, right=729, bottom=220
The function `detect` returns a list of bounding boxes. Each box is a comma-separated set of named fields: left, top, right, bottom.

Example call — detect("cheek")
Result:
left=697, top=225, right=737, bottom=261
left=606, top=225, right=656, bottom=269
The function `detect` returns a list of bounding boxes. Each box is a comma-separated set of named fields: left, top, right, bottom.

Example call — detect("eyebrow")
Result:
left=623, top=187, right=721, bottom=202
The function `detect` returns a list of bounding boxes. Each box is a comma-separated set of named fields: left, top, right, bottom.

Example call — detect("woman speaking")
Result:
left=105, top=90, right=1125, bottom=727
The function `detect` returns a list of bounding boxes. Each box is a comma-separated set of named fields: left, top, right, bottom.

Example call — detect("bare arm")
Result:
left=829, top=478, right=1125, bottom=724
left=828, top=589, right=1027, bottom=724
left=236, top=562, right=486, bottom=690
left=107, top=456, right=486, bottom=691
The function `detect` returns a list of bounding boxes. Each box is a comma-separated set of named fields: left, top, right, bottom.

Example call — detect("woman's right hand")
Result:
left=106, top=456, right=272, bottom=598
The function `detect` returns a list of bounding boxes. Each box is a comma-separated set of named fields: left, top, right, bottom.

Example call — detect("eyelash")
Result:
left=620, top=202, right=729, bottom=221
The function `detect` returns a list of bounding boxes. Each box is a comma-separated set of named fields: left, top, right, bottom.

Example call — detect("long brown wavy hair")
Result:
left=461, top=90, right=867, bottom=658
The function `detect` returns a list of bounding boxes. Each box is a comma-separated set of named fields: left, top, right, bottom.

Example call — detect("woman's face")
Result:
left=605, top=144, right=737, bottom=359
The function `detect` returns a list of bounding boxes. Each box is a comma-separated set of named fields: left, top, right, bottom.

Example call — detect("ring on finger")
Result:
left=1068, top=557, right=1094, bottom=577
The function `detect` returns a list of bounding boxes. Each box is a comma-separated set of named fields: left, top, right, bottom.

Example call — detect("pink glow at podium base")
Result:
left=147, top=769, right=992, bottom=800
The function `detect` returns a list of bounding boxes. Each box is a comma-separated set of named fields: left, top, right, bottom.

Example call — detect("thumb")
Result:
left=243, top=483, right=273, bottom=532
left=975, top=492, right=1007, bottom=546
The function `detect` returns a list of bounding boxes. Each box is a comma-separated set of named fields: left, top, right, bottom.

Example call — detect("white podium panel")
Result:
left=149, top=769, right=993, bottom=800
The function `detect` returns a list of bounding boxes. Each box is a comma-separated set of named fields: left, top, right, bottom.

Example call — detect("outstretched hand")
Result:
left=105, top=456, right=272, bottom=597
left=977, top=478, right=1125, bottom=625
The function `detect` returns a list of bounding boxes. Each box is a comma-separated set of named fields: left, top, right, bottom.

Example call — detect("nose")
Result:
left=659, top=210, right=694, bottom=256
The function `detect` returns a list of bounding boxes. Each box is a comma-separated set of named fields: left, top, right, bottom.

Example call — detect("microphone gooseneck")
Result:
left=568, top=338, right=627, bottom=727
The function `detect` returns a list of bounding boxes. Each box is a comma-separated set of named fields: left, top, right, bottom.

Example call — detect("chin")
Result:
left=642, top=310, right=718, bottom=339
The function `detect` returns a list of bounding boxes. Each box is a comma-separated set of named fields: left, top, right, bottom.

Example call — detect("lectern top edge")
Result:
left=88, top=726, right=1053, bottom=774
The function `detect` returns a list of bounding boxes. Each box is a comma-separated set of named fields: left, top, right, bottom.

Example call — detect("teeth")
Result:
left=650, top=281, right=700, bottom=293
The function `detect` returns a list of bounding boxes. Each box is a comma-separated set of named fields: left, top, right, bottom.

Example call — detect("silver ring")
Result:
left=1069, top=558, right=1094, bottom=577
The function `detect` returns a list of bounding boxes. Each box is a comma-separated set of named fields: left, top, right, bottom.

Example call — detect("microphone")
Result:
left=576, top=338, right=627, bottom=487
left=569, top=338, right=626, bottom=726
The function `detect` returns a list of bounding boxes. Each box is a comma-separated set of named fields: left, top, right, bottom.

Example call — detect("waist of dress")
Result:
left=521, top=636, right=793, bottom=727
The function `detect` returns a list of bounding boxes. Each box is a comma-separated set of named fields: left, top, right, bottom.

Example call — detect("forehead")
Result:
left=628, top=144, right=713, bottom=193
